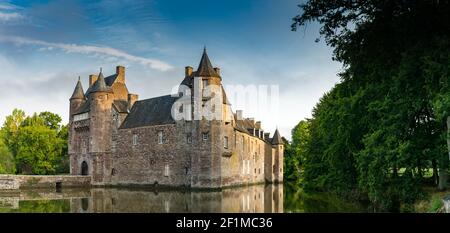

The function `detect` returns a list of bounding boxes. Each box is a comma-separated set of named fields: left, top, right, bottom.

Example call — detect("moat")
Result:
left=0, top=184, right=368, bottom=213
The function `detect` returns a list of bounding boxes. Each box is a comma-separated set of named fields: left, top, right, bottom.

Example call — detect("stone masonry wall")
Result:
left=0, top=175, right=91, bottom=190
left=112, top=124, right=190, bottom=186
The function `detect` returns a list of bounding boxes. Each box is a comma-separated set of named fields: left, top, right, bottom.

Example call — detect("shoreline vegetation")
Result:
left=285, top=0, right=450, bottom=212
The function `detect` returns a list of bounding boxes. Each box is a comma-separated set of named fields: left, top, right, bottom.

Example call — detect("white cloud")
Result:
left=0, top=3, right=20, bottom=10
left=0, top=35, right=173, bottom=71
left=0, top=12, right=22, bottom=21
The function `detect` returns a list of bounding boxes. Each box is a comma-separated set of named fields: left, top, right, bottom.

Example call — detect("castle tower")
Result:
left=88, top=70, right=114, bottom=184
left=68, top=77, right=86, bottom=175
left=190, top=48, right=225, bottom=188
left=271, top=129, right=284, bottom=183
left=69, top=77, right=86, bottom=117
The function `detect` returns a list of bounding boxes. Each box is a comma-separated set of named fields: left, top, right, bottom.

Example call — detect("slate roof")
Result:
left=271, top=129, right=283, bottom=145
left=113, top=100, right=129, bottom=113
left=195, top=48, right=220, bottom=77
left=91, top=71, right=112, bottom=93
left=222, top=86, right=231, bottom=105
left=120, top=95, right=178, bottom=129
left=105, top=74, right=118, bottom=86
left=75, top=99, right=91, bottom=114
left=70, top=77, right=85, bottom=100
left=234, top=118, right=250, bottom=134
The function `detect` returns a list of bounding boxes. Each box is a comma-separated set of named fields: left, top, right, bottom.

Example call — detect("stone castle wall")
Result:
left=111, top=124, right=191, bottom=186
left=0, top=175, right=91, bottom=190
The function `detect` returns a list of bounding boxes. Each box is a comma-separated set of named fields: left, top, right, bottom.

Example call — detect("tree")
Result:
left=284, top=120, right=311, bottom=184
left=15, top=124, right=65, bottom=175
left=2, top=109, right=26, bottom=156
left=291, top=0, right=450, bottom=210
left=0, top=109, right=69, bottom=175
left=38, top=111, right=63, bottom=130
left=0, top=131, right=15, bottom=174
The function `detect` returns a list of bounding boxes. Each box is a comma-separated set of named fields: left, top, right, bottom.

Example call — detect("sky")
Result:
left=0, top=0, right=341, bottom=140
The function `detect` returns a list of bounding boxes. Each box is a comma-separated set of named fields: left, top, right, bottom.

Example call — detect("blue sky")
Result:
left=0, top=0, right=341, bottom=140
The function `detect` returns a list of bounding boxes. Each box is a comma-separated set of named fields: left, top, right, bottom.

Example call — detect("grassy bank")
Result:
left=413, top=187, right=449, bottom=213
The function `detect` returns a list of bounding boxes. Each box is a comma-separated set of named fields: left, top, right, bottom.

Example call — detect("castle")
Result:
left=68, top=49, right=284, bottom=188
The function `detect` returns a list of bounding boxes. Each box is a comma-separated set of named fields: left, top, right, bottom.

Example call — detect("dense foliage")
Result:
left=290, top=0, right=450, bottom=210
left=0, top=109, right=69, bottom=175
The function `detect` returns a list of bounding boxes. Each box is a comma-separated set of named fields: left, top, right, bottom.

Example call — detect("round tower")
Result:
left=69, top=77, right=86, bottom=119
left=88, top=69, right=114, bottom=184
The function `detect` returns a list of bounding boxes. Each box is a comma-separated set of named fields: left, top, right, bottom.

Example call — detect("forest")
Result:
left=285, top=0, right=450, bottom=211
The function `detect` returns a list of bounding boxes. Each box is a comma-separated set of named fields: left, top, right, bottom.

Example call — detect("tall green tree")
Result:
left=0, top=109, right=69, bottom=175
left=291, top=0, right=450, bottom=209
left=284, top=120, right=311, bottom=183
left=0, top=131, right=15, bottom=174
left=2, top=108, right=25, bottom=156
left=15, top=124, right=65, bottom=175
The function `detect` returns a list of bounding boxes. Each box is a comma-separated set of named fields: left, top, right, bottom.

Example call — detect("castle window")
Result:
left=259, top=168, right=261, bottom=174
left=202, top=79, right=209, bottom=88
left=202, top=132, right=209, bottom=141
left=132, top=134, right=138, bottom=145
left=187, top=134, right=192, bottom=144
left=81, top=139, right=87, bottom=154
left=224, top=136, right=229, bottom=149
left=158, top=131, right=164, bottom=144
left=164, top=164, right=170, bottom=177
left=74, top=112, right=89, bottom=122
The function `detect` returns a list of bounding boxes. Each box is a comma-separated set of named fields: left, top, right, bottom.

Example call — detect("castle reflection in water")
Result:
left=0, top=184, right=283, bottom=213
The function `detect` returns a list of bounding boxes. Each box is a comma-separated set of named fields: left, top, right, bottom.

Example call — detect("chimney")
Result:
left=214, top=67, right=220, bottom=76
left=264, top=133, right=270, bottom=141
left=236, top=110, right=243, bottom=120
left=260, top=130, right=264, bottom=138
left=185, top=66, right=193, bottom=77
left=116, top=66, right=125, bottom=83
left=89, top=74, right=98, bottom=87
left=128, top=93, right=138, bottom=110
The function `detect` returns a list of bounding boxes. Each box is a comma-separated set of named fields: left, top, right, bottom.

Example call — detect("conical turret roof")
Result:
left=91, top=69, right=112, bottom=93
left=70, top=77, right=85, bottom=100
left=271, top=129, right=283, bottom=145
left=195, top=47, right=220, bottom=77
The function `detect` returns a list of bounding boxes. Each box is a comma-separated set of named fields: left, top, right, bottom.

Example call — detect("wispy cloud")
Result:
left=0, top=35, right=173, bottom=71
left=0, top=2, right=23, bottom=22
left=0, top=3, right=20, bottom=10
left=0, top=12, right=23, bottom=21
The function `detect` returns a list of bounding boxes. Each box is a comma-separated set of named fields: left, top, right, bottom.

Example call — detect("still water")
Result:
left=0, top=184, right=366, bottom=213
